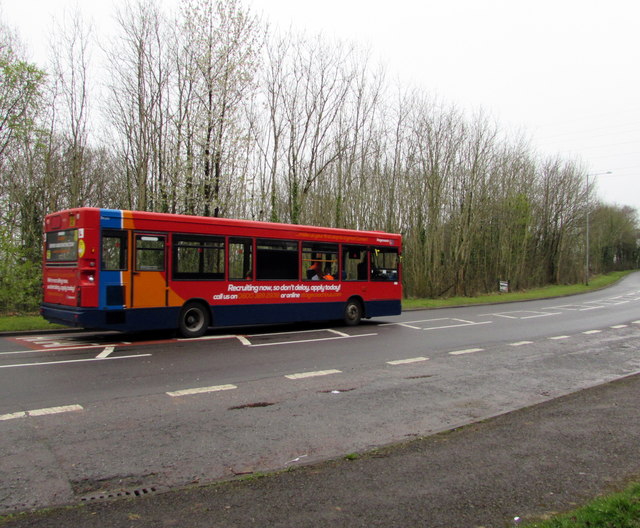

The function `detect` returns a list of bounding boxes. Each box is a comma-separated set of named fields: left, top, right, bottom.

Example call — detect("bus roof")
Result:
left=45, top=207, right=402, bottom=246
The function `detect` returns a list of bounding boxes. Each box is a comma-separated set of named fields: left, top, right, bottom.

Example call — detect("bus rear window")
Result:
left=46, top=230, right=78, bottom=262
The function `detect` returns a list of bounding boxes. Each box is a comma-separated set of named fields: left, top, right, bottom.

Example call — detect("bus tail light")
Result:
left=81, top=270, right=96, bottom=284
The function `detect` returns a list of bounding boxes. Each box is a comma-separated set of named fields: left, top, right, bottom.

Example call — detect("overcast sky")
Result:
left=2, top=0, right=639, bottom=211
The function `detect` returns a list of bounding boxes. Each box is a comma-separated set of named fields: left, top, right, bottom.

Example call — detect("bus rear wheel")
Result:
left=179, top=302, right=210, bottom=338
left=343, top=299, right=363, bottom=326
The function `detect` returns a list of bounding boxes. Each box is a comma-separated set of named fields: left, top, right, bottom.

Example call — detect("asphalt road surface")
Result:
left=2, top=273, right=640, bottom=515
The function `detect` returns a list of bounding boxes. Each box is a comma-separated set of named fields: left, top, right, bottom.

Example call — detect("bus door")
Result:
left=131, top=233, right=167, bottom=308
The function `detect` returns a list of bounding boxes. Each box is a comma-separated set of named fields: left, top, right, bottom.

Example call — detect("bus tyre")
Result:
left=179, top=302, right=210, bottom=338
left=343, top=299, right=363, bottom=326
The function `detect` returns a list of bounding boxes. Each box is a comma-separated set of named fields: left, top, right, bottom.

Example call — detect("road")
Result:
left=1, top=273, right=640, bottom=512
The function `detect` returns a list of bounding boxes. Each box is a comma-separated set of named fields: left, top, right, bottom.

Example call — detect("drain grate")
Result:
left=80, top=486, right=159, bottom=502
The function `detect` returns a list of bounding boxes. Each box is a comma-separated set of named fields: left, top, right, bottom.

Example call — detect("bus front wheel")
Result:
left=179, top=302, right=210, bottom=338
left=343, top=299, right=363, bottom=326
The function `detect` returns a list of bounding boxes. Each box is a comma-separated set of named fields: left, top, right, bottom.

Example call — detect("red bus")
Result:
left=41, top=208, right=402, bottom=337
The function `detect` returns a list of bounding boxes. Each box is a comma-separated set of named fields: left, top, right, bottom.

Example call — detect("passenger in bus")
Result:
left=308, top=261, right=322, bottom=280
left=323, top=265, right=335, bottom=281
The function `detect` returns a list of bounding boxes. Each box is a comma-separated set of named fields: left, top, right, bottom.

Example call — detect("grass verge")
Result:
left=0, top=315, right=63, bottom=333
left=402, top=271, right=632, bottom=310
left=522, top=481, right=640, bottom=527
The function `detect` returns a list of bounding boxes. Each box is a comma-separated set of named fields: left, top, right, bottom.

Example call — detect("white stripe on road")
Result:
left=448, top=348, right=484, bottom=356
left=249, top=334, right=377, bottom=348
left=326, top=329, right=350, bottom=337
left=96, top=346, right=115, bottom=359
left=285, top=369, right=342, bottom=380
left=0, top=354, right=152, bottom=369
left=549, top=336, right=570, bottom=340
left=386, top=357, right=429, bottom=365
left=583, top=330, right=602, bottom=335
left=0, top=404, right=83, bottom=421
left=610, top=325, right=628, bottom=329
left=510, top=341, right=533, bottom=347
left=167, top=384, right=237, bottom=397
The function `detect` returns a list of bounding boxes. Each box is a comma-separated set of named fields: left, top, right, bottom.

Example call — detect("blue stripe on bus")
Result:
left=99, top=208, right=124, bottom=229
left=98, top=209, right=124, bottom=310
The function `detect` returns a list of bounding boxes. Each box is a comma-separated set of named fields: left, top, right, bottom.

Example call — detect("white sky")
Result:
left=2, top=0, right=639, bottom=211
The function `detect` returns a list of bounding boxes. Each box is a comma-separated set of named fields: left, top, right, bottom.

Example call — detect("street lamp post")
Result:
left=585, top=171, right=612, bottom=285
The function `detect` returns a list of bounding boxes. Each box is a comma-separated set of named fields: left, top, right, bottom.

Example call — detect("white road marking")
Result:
left=423, top=320, right=492, bottom=331
left=326, top=329, right=350, bottom=337
left=510, top=341, right=533, bottom=347
left=236, top=335, right=252, bottom=346
left=448, top=348, right=484, bottom=356
left=583, top=330, right=602, bottom=335
left=386, top=357, right=429, bottom=365
left=285, top=369, right=342, bottom=380
left=248, top=334, right=377, bottom=348
left=0, top=354, right=152, bottom=369
left=549, top=335, right=570, bottom=340
left=0, top=411, right=27, bottom=421
left=397, top=323, right=422, bottom=329
left=492, top=311, right=558, bottom=319
left=0, top=349, right=50, bottom=356
left=0, top=404, right=83, bottom=421
left=96, top=346, right=115, bottom=359
left=167, top=384, right=237, bottom=397
left=611, top=324, right=628, bottom=329
left=177, top=334, right=237, bottom=342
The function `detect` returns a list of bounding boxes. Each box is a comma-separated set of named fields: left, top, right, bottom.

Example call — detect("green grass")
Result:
left=402, top=271, right=632, bottom=310
left=0, top=315, right=63, bottom=333
left=521, top=481, right=640, bottom=527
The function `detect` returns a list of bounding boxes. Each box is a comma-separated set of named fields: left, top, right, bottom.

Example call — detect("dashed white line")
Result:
left=611, top=324, right=628, bottom=329
left=583, top=330, right=602, bottom=335
left=448, top=348, right=484, bottom=356
left=510, top=341, right=533, bottom=347
left=166, top=384, right=237, bottom=397
left=0, top=404, right=83, bottom=421
left=387, top=357, right=429, bottom=365
left=549, top=336, right=570, bottom=340
left=285, top=369, right=342, bottom=380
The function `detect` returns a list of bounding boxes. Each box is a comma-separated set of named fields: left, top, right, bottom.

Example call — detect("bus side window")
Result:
left=229, top=237, right=253, bottom=280
left=342, top=246, right=367, bottom=281
left=136, top=235, right=165, bottom=272
left=256, top=240, right=298, bottom=280
left=102, top=230, right=128, bottom=271
left=302, top=242, right=338, bottom=281
left=173, top=234, right=225, bottom=280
